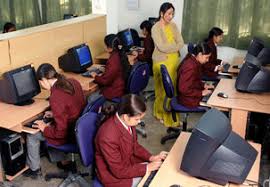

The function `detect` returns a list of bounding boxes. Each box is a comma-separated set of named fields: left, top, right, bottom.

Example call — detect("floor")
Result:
left=1, top=81, right=270, bottom=187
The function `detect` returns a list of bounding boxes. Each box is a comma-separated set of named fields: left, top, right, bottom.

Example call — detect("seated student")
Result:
left=90, top=34, right=125, bottom=100
left=121, top=49, right=140, bottom=86
left=2, top=22, right=16, bottom=33
left=95, top=94, right=168, bottom=187
left=138, top=20, right=155, bottom=75
left=202, top=27, right=228, bottom=78
left=177, top=43, right=214, bottom=108
left=24, top=63, right=86, bottom=178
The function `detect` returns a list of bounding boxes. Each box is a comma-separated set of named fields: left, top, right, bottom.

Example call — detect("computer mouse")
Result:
left=217, top=92, right=228, bottom=98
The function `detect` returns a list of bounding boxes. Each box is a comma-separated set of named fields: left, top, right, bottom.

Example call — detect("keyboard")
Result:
left=201, top=93, right=212, bottom=103
left=143, top=170, right=158, bottom=187
left=24, top=115, right=53, bottom=129
left=222, top=63, right=231, bottom=72
left=81, top=68, right=103, bottom=77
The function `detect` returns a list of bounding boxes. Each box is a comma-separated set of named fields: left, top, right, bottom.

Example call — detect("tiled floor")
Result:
left=2, top=94, right=270, bottom=187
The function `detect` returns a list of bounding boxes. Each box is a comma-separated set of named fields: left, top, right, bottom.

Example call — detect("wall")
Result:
left=106, top=0, right=184, bottom=34
left=0, top=14, right=106, bottom=75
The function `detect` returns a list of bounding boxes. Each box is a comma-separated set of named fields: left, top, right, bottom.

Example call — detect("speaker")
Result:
left=0, top=134, right=26, bottom=176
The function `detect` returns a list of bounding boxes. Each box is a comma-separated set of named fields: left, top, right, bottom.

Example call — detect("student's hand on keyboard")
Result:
left=90, top=72, right=97, bottom=78
left=32, top=120, right=48, bottom=132
left=147, top=161, right=162, bottom=172
left=202, top=89, right=212, bottom=96
left=149, top=151, right=168, bottom=162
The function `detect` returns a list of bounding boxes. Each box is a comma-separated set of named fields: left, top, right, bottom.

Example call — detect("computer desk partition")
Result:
left=138, top=132, right=261, bottom=187
left=207, top=79, right=270, bottom=138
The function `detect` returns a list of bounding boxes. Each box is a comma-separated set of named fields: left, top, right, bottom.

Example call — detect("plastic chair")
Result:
left=160, top=64, right=207, bottom=144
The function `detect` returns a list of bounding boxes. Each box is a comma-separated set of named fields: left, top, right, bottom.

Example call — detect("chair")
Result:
left=111, top=62, right=150, bottom=138
left=45, top=98, right=106, bottom=186
left=160, top=64, right=207, bottom=144
left=126, top=61, right=150, bottom=138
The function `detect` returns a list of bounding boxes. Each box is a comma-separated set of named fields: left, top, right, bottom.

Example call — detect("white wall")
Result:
left=106, top=0, right=184, bottom=34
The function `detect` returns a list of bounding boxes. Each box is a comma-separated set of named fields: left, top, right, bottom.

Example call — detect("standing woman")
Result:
left=202, top=27, right=227, bottom=79
left=152, top=2, right=184, bottom=127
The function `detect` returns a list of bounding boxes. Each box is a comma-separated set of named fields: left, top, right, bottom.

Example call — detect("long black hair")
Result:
left=205, top=27, right=224, bottom=42
left=140, top=20, right=153, bottom=35
left=36, top=63, right=75, bottom=95
left=158, top=2, right=175, bottom=21
left=104, top=34, right=120, bottom=52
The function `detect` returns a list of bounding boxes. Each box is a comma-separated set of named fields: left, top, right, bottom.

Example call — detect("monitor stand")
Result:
left=15, top=99, right=35, bottom=106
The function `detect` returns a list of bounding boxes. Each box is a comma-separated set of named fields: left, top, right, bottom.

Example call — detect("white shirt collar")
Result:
left=116, top=112, right=131, bottom=133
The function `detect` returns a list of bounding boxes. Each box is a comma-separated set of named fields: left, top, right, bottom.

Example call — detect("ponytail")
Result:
left=36, top=63, right=75, bottom=95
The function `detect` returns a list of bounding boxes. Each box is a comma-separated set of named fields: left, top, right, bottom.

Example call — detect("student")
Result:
left=2, top=22, right=16, bottom=33
left=202, top=27, right=227, bottom=78
left=177, top=43, right=214, bottom=108
left=95, top=94, right=168, bottom=187
left=24, top=63, right=86, bottom=178
left=151, top=2, right=184, bottom=127
left=138, top=20, right=155, bottom=75
left=90, top=34, right=125, bottom=100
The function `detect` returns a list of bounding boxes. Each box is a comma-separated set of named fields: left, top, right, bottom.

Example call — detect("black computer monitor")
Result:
left=247, top=37, right=264, bottom=57
left=58, top=44, right=93, bottom=73
left=257, top=48, right=270, bottom=66
left=0, top=65, right=41, bottom=105
left=148, top=17, right=158, bottom=26
left=181, top=109, right=258, bottom=186
left=118, top=28, right=134, bottom=50
left=63, top=14, right=78, bottom=20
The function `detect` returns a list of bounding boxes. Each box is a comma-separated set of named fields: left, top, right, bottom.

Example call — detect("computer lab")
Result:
left=0, top=0, right=269, bottom=187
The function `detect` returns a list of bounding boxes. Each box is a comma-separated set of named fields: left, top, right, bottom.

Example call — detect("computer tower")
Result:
left=0, top=134, right=26, bottom=176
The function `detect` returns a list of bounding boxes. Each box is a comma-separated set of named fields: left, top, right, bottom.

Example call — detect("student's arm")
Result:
left=133, top=132, right=152, bottom=161
left=43, top=92, right=68, bottom=140
left=172, top=22, right=184, bottom=51
left=179, top=64, right=203, bottom=97
left=98, top=138, right=147, bottom=178
left=94, top=54, right=119, bottom=86
left=152, top=25, right=181, bottom=53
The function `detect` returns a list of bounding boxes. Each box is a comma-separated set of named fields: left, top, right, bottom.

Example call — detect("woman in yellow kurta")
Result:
left=151, top=2, right=184, bottom=127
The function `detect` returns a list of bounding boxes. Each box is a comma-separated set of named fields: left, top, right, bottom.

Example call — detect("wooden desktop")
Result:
left=138, top=132, right=261, bottom=187
left=207, top=79, right=270, bottom=138
left=228, top=56, right=244, bottom=74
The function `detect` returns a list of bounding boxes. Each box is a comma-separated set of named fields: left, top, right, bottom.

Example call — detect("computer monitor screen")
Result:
left=0, top=65, right=41, bottom=105
left=12, top=68, right=37, bottom=97
left=181, top=109, right=258, bottom=185
left=118, top=29, right=134, bottom=49
left=75, top=45, right=92, bottom=66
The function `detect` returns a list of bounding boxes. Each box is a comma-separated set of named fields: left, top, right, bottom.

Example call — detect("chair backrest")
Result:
left=160, top=64, right=174, bottom=98
left=82, top=95, right=106, bottom=115
left=75, top=111, right=99, bottom=167
left=127, top=62, right=150, bottom=94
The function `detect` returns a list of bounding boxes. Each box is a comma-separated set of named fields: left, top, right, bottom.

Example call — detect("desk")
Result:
left=207, top=79, right=270, bottom=138
left=138, top=132, right=261, bottom=187
left=60, top=64, right=103, bottom=95
left=0, top=92, right=50, bottom=181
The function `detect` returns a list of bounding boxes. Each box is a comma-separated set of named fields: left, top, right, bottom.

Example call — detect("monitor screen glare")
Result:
left=12, top=68, right=36, bottom=97
left=76, top=45, right=92, bottom=66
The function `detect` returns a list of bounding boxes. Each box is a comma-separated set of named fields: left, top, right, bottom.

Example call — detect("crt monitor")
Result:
left=246, top=37, right=264, bottom=57
left=58, top=44, right=93, bottom=73
left=118, top=28, right=134, bottom=49
left=0, top=65, right=41, bottom=105
left=181, top=109, right=258, bottom=186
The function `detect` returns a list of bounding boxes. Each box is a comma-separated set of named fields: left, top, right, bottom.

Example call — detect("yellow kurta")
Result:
left=153, top=25, right=180, bottom=127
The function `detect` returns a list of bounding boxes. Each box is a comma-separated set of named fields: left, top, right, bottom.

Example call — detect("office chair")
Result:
left=45, top=98, right=106, bottom=186
left=127, top=61, right=150, bottom=138
left=160, top=64, right=207, bottom=144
